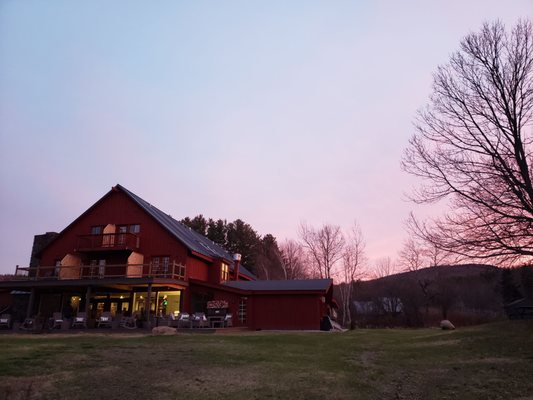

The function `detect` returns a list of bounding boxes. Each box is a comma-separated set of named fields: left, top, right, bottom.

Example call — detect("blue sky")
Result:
left=0, top=1, right=531, bottom=273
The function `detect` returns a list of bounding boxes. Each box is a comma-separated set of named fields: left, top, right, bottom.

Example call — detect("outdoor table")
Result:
left=208, top=316, right=225, bottom=328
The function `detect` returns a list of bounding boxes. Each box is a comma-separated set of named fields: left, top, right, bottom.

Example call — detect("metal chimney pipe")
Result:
left=233, top=253, right=242, bottom=280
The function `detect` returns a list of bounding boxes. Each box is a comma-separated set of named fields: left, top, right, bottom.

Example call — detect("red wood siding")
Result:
left=187, top=257, right=209, bottom=281
left=249, top=294, right=323, bottom=330
left=39, top=190, right=188, bottom=270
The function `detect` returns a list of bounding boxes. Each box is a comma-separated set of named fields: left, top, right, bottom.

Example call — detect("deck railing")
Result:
left=14, top=262, right=186, bottom=281
left=76, top=233, right=140, bottom=251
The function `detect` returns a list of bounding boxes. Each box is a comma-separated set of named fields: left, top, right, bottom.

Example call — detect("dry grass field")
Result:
left=0, top=320, right=532, bottom=400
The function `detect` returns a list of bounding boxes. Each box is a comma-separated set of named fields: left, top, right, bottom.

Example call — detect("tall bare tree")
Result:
left=279, top=239, right=308, bottom=279
left=402, top=20, right=533, bottom=265
left=299, top=223, right=345, bottom=279
left=338, top=222, right=366, bottom=327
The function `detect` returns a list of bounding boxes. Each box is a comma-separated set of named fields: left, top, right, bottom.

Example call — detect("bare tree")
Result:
left=399, top=237, right=425, bottom=272
left=373, top=256, right=397, bottom=279
left=338, top=222, right=366, bottom=327
left=299, top=223, right=345, bottom=279
left=279, top=239, right=308, bottom=279
left=405, top=213, right=461, bottom=267
left=402, top=20, right=533, bottom=265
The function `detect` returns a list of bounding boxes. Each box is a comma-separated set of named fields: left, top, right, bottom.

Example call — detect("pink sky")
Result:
left=0, top=1, right=531, bottom=274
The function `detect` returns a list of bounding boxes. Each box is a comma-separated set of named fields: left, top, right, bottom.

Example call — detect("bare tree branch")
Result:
left=402, top=20, right=533, bottom=265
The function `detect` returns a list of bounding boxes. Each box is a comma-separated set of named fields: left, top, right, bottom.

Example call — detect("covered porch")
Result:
left=0, top=277, right=188, bottom=330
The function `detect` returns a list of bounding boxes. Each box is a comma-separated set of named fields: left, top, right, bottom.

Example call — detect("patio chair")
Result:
left=0, top=314, right=11, bottom=329
left=48, top=312, right=64, bottom=330
left=119, top=315, right=137, bottom=330
left=224, top=313, right=233, bottom=328
left=168, top=311, right=180, bottom=327
left=191, top=312, right=209, bottom=328
left=19, top=317, right=37, bottom=331
left=71, top=312, right=87, bottom=329
left=176, top=312, right=190, bottom=328
left=97, top=312, right=113, bottom=328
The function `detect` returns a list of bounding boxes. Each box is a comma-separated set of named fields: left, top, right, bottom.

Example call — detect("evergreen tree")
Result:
left=226, top=219, right=260, bottom=274
left=181, top=215, right=208, bottom=235
left=207, top=218, right=227, bottom=246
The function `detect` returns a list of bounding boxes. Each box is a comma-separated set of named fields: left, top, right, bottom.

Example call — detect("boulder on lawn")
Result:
left=440, top=320, right=455, bottom=330
left=152, top=326, right=177, bottom=335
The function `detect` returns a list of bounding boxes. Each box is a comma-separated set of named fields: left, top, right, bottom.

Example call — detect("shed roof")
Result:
left=223, top=279, right=332, bottom=292
left=117, top=184, right=256, bottom=280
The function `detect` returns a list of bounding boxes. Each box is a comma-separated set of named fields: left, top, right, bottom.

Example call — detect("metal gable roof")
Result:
left=222, top=279, right=333, bottom=292
left=116, top=184, right=256, bottom=280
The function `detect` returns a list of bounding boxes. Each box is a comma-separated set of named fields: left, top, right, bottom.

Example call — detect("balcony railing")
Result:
left=76, top=233, right=140, bottom=251
left=14, top=262, right=186, bottom=281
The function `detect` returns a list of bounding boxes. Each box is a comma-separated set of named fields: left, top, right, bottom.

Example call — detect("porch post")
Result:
left=154, top=290, right=159, bottom=327
left=26, top=287, right=36, bottom=319
left=84, top=286, right=92, bottom=316
left=145, top=283, right=152, bottom=329
left=105, top=293, right=111, bottom=312
left=128, top=290, right=134, bottom=315
left=59, top=293, right=65, bottom=315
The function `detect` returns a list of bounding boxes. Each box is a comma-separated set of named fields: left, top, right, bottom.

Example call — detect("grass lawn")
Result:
left=0, top=320, right=532, bottom=400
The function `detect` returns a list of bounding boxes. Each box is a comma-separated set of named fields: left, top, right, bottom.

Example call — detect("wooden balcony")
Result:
left=76, top=233, right=140, bottom=252
left=14, top=262, right=186, bottom=281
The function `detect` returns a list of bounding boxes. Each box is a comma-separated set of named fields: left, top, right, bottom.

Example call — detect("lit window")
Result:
left=221, top=263, right=229, bottom=282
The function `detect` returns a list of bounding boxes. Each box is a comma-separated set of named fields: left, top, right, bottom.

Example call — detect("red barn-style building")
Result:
left=0, top=185, right=335, bottom=330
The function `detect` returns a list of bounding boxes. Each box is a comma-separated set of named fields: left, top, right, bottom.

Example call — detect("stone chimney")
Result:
left=233, top=253, right=242, bottom=280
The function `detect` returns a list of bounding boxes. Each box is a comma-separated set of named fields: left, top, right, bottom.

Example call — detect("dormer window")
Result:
left=221, top=263, right=229, bottom=282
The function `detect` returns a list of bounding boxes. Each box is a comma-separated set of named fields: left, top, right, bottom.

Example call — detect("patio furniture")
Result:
left=71, top=312, right=88, bottom=329
left=119, top=315, right=137, bottom=329
left=176, top=312, right=190, bottom=328
left=19, top=317, right=38, bottom=332
left=168, top=311, right=180, bottom=327
left=191, top=312, right=209, bottom=328
left=97, top=312, right=113, bottom=328
left=0, top=314, right=11, bottom=329
left=48, top=312, right=64, bottom=330
left=208, top=315, right=225, bottom=328
left=224, top=313, right=233, bottom=328
left=207, top=300, right=228, bottom=328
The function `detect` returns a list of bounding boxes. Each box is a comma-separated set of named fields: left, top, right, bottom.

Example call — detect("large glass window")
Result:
left=132, top=291, right=181, bottom=317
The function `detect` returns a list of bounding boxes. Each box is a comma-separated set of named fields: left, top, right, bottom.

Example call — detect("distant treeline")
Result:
left=335, top=264, right=533, bottom=328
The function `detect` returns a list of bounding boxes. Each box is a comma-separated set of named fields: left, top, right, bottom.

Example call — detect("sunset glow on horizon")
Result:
left=0, top=1, right=531, bottom=274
